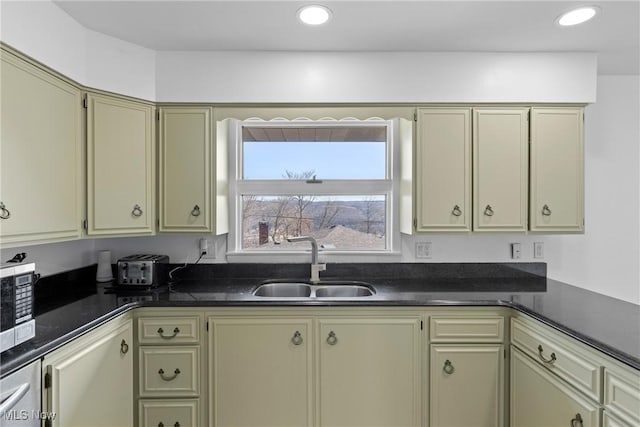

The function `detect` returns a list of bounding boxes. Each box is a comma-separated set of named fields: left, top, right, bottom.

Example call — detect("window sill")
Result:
left=226, top=250, right=402, bottom=264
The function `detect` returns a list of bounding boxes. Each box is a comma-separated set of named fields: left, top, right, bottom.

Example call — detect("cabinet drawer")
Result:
left=603, top=411, right=635, bottom=427
left=604, top=365, right=640, bottom=425
left=139, top=399, right=199, bottom=427
left=511, top=317, right=601, bottom=401
left=138, top=317, right=200, bottom=344
left=430, top=316, right=504, bottom=342
left=139, top=346, right=200, bottom=397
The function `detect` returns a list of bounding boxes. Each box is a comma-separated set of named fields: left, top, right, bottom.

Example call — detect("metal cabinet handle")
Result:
left=291, top=331, right=303, bottom=346
left=120, top=339, right=129, bottom=354
left=452, top=205, right=462, bottom=217
left=132, top=204, right=143, bottom=217
left=158, top=423, right=180, bottom=427
left=326, top=331, right=338, bottom=345
left=157, top=327, right=180, bottom=339
left=484, top=205, right=494, bottom=216
left=158, top=368, right=181, bottom=381
left=537, top=344, right=557, bottom=364
left=542, top=204, right=552, bottom=216
left=0, top=383, right=29, bottom=414
left=191, top=205, right=201, bottom=217
left=0, top=202, right=10, bottom=220
left=571, top=413, right=583, bottom=427
left=443, top=359, right=455, bottom=374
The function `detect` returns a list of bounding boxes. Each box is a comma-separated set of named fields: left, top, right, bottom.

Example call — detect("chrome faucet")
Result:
left=287, top=236, right=326, bottom=283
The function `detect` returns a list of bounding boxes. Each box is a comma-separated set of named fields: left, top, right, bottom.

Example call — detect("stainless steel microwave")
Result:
left=0, top=263, right=36, bottom=352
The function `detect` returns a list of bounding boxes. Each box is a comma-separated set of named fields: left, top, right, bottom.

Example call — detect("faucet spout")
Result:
left=287, top=236, right=326, bottom=282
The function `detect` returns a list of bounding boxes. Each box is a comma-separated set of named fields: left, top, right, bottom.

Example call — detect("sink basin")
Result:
left=252, top=281, right=375, bottom=298
left=315, top=285, right=375, bottom=298
left=252, top=282, right=312, bottom=297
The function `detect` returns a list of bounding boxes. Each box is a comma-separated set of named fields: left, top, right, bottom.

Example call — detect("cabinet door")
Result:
left=511, top=346, right=600, bottom=427
left=87, top=93, right=154, bottom=235
left=530, top=107, right=584, bottom=232
left=473, top=108, right=529, bottom=231
left=0, top=49, right=82, bottom=245
left=317, top=318, right=422, bottom=427
left=415, top=108, right=471, bottom=232
left=430, top=344, right=504, bottom=427
left=43, top=316, right=133, bottom=427
left=209, top=317, right=313, bottom=427
left=159, top=107, right=212, bottom=232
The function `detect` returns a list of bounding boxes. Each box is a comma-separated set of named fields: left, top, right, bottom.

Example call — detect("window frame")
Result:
left=228, top=118, right=402, bottom=258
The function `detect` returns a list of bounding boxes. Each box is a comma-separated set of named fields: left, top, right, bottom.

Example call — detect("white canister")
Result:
left=96, top=250, right=113, bottom=282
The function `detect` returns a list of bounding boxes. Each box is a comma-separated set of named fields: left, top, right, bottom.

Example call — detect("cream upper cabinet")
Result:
left=530, top=107, right=584, bottom=232
left=86, top=93, right=155, bottom=235
left=317, top=317, right=422, bottom=427
left=511, top=346, right=600, bottom=427
left=159, top=107, right=213, bottom=232
left=0, top=49, right=82, bottom=246
left=415, top=108, right=471, bottom=232
left=42, top=315, right=133, bottom=427
left=473, top=108, right=529, bottom=232
left=209, top=317, right=313, bottom=427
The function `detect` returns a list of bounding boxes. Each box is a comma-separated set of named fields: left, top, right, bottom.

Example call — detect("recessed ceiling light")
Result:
left=297, top=5, right=332, bottom=26
left=557, top=6, right=599, bottom=26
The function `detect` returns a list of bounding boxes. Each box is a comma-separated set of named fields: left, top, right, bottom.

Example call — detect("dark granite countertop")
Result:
left=2, top=262, right=639, bottom=377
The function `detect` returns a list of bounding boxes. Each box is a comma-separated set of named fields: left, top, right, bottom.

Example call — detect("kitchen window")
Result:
left=228, top=118, right=402, bottom=256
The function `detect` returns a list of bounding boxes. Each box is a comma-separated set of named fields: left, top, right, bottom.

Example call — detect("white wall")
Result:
left=156, top=51, right=596, bottom=103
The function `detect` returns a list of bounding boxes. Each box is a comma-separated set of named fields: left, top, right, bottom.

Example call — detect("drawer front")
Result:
left=603, top=411, right=635, bottom=427
left=511, top=317, right=601, bottom=401
left=140, top=346, right=200, bottom=397
left=138, top=317, right=200, bottom=344
left=604, top=367, right=640, bottom=425
left=430, top=316, right=504, bottom=342
left=139, top=399, right=199, bottom=427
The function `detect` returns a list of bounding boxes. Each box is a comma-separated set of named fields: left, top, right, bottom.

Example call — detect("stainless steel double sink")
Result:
left=253, top=280, right=375, bottom=299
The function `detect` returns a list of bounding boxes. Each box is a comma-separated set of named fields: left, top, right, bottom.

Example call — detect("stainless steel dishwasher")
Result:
left=0, top=360, right=41, bottom=427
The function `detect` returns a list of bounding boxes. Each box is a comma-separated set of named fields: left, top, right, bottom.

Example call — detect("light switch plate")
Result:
left=415, top=242, right=432, bottom=259
left=534, top=242, right=544, bottom=259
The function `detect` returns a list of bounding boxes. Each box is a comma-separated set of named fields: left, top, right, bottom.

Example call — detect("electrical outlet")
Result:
left=534, top=242, right=544, bottom=259
left=511, top=243, right=522, bottom=259
left=415, top=242, right=432, bottom=259
left=199, top=238, right=215, bottom=259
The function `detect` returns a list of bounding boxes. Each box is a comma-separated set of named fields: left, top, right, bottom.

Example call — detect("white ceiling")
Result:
left=54, top=0, right=640, bottom=74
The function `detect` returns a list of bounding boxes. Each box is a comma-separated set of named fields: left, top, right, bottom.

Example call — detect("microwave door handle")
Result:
left=0, top=383, right=30, bottom=413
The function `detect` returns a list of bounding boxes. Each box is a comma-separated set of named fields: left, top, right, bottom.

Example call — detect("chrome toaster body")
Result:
left=117, top=254, right=169, bottom=286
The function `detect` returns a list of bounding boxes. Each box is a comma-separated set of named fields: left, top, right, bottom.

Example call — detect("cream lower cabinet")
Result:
left=429, top=314, right=505, bottom=427
left=511, top=346, right=600, bottom=427
left=0, top=48, right=82, bottom=246
left=159, top=107, right=213, bottom=232
left=208, top=312, right=422, bottom=427
left=317, top=318, right=422, bottom=427
left=209, top=318, right=313, bottom=427
left=87, top=92, right=155, bottom=236
left=42, top=314, right=133, bottom=427
left=136, top=312, right=204, bottom=427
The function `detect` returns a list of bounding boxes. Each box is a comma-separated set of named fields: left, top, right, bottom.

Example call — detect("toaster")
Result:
left=117, top=254, right=169, bottom=286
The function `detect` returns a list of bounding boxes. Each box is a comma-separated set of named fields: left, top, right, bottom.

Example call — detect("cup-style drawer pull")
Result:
left=120, top=339, right=129, bottom=354
left=191, top=205, right=201, bottom=217
left=158, top=368, right=181, bottom=381
left=0, top=202, right=10, bottom=220
left=484, top=205, right=494, bottom=217
left=542, top=204, right=552, bottom=216
left=132, top=204, right=143, bottom=217
left=452, top=205, right=462, bottom=217
left=443, top=359, right=455, bottom=375
left=537, top=344, right=557, bottom=364
left=157, top=327, right=180, bottom=339
left=291, top=331, right=303, bottom=346
left=571, top=413, right=583, bottom=427
left=326, top=331, right=338, bottom=345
